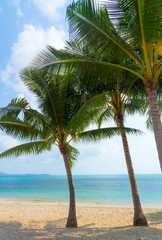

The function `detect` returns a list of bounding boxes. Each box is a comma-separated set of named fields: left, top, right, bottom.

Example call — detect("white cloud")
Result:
left=0, top=24, right=66, bottom=103
left=0, top=23, right=67, bottom=174
left=13, top=0, right=23, bottom=17
left=9, top=24, right=65, bottom=70
left=42, top=157, right=54, bottom=164
left=0, top=133, right=28, bottom=162
left=0, top=132, right=20, bottom=149
left=72, top=138, right=124, bottom=175
left=70, top=115, right=161, bottom=174
left=77, top=139, right=120, bottom=157
left=31, top=0, right=67, bottom=20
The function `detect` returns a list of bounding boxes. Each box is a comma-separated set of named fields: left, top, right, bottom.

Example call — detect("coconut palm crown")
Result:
left=31, top=0, right=162, bottom=170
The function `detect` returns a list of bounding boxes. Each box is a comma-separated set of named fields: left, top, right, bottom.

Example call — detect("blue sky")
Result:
left=0, top=0, right=161, bottom=175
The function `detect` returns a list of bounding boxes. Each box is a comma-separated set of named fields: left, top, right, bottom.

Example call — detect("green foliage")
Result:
left=1, top=0, right=161, bottom=168
left=78, top=127, right=142, bottom=142
left=0, top=140, right=51, bottom=158
left=31, top=0, right=161, bottom=85
left=67, top=0, right=140, bottom=63
left=0, top=98, right=48, bottom=140
left=67, top=144, right=80, bottom=168
left=117, top=0, right=162, bottom=44
left=0, top=69, right=89, bottom=167
left=0, top=68, right=120, bottom=168
left=0, top=67, right=142, bottom=169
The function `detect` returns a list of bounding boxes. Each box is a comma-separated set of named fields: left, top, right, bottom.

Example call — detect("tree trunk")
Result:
left=118, top=116, right=148, bottom=226
left=146, top=86, right=162, bottom=171
left=59, top=145, right=78, bottom=228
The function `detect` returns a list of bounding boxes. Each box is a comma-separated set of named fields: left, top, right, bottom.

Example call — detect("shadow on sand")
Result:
left=0, top=214, right=161, bottom=240
left=145, top=210, right=162, bottom=226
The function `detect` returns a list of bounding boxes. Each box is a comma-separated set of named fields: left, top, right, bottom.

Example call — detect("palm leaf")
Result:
left=31, top=45, right=143, bottom=81
left=0, top=98, right=52, bottom=139
left=21, top=69, right=66, bottom=133
left=0, top=140, right=52, bottom=158
left=117, top=0, right=162, bottom=43
left=67, top=144, right=79, bottom=168
left=97, top=108, right=114, bottom=128
left=78, top=126, right=142, bottom=142
left=67, top=91, right=108, bottom=134
left=0, top=119, right=41, bottom=140
left=67, top=0, right=143, bottom=69
left=124, top=97, right=149, bottom=115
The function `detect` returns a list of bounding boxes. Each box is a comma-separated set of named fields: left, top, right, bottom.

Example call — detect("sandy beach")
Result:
left=0, top=200, right=161, bottom=240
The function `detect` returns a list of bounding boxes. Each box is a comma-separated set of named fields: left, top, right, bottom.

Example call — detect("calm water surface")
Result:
left=0, top=174, right=161, bottom=206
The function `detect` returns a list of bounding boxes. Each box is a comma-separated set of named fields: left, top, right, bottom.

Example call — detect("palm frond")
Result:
left=124, top=97, right=149, bottom=115
left=0, top=98, right=29, bottom=119
left=98, top=108, right=114, bottom=128
left=31, top=45, right=143, bottom=81
left=0, top=140, right=52, bottom=158
left=67, top=144, right=79, bottom=168
left=145, top=112, right=153, bottom=131
left=116, top=0, right=162, bottom=45
left=67, top=91, right=108, bottom=134
left=21, top=69, right=66, bottom=132
left=78, top=126, right=142, bottom=142
left=0, top=118, right=40, bottom=140
left=0, top=98, right=52, bottom=140
left=67, top=0, right=143, bottom=69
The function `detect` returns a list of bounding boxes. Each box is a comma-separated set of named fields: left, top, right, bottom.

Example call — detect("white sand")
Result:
left=0, top=200, right=161, bottom=240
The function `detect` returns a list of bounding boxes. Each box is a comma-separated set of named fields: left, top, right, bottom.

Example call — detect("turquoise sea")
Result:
left=0, top=174, right=161, bottom=207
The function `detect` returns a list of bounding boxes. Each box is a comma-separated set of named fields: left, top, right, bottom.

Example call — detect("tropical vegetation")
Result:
left=31, top=0, right=162, bottom=170
left=0, top=0, right=161, bottom=229
left=70, top=63, right=148, bottom=225
left=0, top=68, right=138, bottom=227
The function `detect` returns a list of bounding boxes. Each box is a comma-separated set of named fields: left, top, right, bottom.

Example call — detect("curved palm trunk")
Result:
left=118, top=116, right=148, bottom=226
left=146, top=86, right=162, bottom=171
left=59, top=145, right=78, bottom=228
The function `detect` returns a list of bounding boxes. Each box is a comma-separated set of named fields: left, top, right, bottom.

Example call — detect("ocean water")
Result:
left=0, top=174, right=161, bottom=207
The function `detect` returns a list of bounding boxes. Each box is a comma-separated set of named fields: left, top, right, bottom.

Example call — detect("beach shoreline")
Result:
left=0, top=199, right=161, bottom=239
left=0, top=198, right=161, bottom=209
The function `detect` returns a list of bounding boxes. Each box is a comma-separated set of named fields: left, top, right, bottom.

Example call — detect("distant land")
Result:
left=0, top=172, right=49, bottom=176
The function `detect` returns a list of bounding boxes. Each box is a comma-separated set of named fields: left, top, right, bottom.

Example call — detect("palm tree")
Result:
left=31, top=0, right=162, bottom=170
left=0, top=69, right=81, bottom=228
left=98, top=83, right=148, bottom=226
left=73, top=69, right=148, bottom=225
left=0, top=68, right=131, bottom=227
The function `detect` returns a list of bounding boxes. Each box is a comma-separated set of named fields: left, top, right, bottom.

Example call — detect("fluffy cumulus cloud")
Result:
left=31, top=0, right=67, bottom=20
left=0, top=24, right=66, bottom=98
left=0, top=22, right=67, bottom=174
left=9, top=24, right=65, bottom=69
